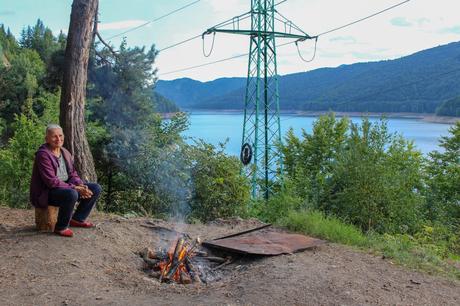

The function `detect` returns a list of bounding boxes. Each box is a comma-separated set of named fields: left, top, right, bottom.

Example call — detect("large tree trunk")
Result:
left=60, top=0, right=98, bottom=182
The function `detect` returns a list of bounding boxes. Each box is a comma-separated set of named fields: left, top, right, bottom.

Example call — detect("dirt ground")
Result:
left=1, top=206, right=459, bottom=306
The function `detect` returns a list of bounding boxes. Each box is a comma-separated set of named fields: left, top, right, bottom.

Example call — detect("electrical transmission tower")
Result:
left=203, top=0, right=315, bottom=199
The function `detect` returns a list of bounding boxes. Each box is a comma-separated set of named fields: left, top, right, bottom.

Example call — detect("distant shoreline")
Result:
left=293, top=111, right=459, bottom=125
left=168, top=109, right=459, bottom=125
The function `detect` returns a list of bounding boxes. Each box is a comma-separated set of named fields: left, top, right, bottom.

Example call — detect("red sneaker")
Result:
left=54, top=228, right=73, bottom=237
left=70, top=219, right=94, bottom=228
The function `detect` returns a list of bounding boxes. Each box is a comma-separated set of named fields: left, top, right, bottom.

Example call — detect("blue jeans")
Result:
left=48, top=183, right=102, bottom=231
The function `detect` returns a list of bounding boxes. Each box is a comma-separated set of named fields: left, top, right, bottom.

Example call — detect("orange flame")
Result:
left=157, top=236, right=196, bottom=283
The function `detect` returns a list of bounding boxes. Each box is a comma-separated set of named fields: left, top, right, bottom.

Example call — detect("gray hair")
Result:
left=45, top=124, right=63, bottom=135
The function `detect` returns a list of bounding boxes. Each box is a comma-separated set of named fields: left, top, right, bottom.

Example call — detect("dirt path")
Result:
left=1, top=207, right=459, bottom=305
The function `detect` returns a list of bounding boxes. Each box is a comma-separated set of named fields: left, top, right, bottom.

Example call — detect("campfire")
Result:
left=141, top=234, right=228, bottom=284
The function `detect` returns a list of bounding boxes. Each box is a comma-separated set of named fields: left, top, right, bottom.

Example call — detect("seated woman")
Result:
left=30, top=124, right=101, bottom=237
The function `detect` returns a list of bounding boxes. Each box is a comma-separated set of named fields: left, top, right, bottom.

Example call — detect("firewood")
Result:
left=179, top=270, right=192, bottom=284
left=212, top=259, right=233, bottom=271
left=193, top=250, right=208, bottom=257
left=140, top=248, right=160, bottom=268
left=185, top=258, right=202, bottom=284
left=170, top=237, right=185, bottom=268
left=197, top=256, right=227, bottom=263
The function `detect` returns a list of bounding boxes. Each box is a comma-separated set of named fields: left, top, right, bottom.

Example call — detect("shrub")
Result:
left=0, top=110, right=43, bottom=207
left=425, top=121, right=460, bottom=228
left=328, top=118, right=425, bottom=233
left=249, top=181, right=304, bottom=223
left=282, top=115, right=425, bottom=234
left=188, top=140, right=251, bottom=222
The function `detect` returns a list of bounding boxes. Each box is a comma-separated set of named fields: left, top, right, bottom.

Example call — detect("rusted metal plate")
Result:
left=203, top=228, right=325, bottom=256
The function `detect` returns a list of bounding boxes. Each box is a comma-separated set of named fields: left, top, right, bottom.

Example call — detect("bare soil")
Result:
left=1, top=206, right=459, bottom=306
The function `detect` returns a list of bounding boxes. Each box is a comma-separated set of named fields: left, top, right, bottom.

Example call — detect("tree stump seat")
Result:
left=35, top=206, right=59, bottom=232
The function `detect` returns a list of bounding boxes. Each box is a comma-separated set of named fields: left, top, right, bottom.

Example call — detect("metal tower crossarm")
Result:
left=203, top=28, right=313, bottom=40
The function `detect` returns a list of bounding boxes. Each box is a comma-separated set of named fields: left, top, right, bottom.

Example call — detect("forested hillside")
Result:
left=156, top=41, right=460, bottom=116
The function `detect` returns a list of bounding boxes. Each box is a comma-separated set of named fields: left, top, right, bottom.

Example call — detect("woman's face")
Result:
left=46, top=128, right=64, bottom=150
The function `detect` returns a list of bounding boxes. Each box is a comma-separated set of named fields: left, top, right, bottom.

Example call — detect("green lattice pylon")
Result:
left=203, top=0, right=314, bottom=199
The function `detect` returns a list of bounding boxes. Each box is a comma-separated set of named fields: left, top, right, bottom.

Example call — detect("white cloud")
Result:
left=98, top=20, right=148, bottom=31
left=154, top=0, right=460, bottom=81
left=439, top=25, right=460, bottom=34
left=390, top=17, right=412, bottom=27
left=0, top=10, right=15, bottom=16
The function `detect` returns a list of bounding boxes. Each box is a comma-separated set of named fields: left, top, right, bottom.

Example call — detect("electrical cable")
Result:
left=296, top=36, right=318, bottom=63
left=160, top=53, right=248, bottom=76
left=158, top=34, right=202, bottom=52
left=316, top=0, right=411, bottom=36
left=158, top=0, right=286, bottom=54
left=159, top=0, right=412, bottom=74
left=105, top=0, right=201, bottom=41
left=160, top=40, right=306, bottom=76
left=202, top=32, right=216, bottom=57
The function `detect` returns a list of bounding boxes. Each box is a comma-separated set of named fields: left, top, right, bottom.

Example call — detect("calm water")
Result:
left=183, top=112, right=453, bottom=156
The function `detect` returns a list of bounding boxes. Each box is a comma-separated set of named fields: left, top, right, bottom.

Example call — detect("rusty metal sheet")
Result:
left=202, top=229, right=325, bottom=256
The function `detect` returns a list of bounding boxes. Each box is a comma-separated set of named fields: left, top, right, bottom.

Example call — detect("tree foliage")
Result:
left=425, top=121, right=460, bottom=228
left=436, top=96, right=460, bottom=117
left=282, top=114, right=425, bottom=233
left=188, top=141, right=250, bottom=221
left=0, top=92, right=59, bottom=207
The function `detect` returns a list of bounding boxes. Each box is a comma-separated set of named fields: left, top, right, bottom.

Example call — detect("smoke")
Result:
left=105, top=118, right=192, bottom=227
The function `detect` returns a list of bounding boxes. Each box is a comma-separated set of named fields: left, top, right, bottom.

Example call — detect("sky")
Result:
left=1, top=0, right=459, bottom=82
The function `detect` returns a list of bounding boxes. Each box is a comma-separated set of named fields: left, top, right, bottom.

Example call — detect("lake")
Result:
left=182, top=112, right=453, bottom=156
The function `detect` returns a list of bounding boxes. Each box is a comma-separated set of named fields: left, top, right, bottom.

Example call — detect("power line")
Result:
left=160, top=41, right=297, bottom=75
left=160, top=53, right=248, bottom=76
left=316, top=0, right=411, bottom=36
left=158, top=34, right=202, bottom=52
left=159, top=0, right=411, bottom=75
left=105, top=0, right=201, bottom=41
left=158, top=0, right=288, bottom=54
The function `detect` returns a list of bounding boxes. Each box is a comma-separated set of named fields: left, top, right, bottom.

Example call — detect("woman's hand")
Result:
left=75, top=185, right=93, bottom=199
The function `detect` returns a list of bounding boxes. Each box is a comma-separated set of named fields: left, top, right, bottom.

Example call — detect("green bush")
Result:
left=328, top=118, right=425, bottom=233
left=425, top=121, right=460, bottom=228
left=188, top=141, right=251, bottom=222
left=0, top=109, right=44, bottom=207
left=0, top=91, right=59, bottom=208
left=282, top=115, right=425, bottom=234
left=282, top=113, right=349, bottom=203
left=249, top=182, right=304, bottom=223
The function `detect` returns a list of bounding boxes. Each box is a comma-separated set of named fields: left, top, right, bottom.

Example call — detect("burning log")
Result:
left=185, top=258, right=202, bottom=284
left=140, top=248, right=160, bottom=268
left=141, top=235, right=224, bottom=285
left=156, top=236, right=203, bottom=284
left=197, top=256, right=227, bottom=263
left=179, top=270, right=192, bottom=284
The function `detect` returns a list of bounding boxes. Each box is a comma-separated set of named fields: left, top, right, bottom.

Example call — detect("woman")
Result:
left=30, top=124, right=101, bottom=237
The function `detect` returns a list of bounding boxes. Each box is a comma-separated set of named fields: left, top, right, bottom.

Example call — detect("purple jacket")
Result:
left=29, top=144, right=84, bottom=208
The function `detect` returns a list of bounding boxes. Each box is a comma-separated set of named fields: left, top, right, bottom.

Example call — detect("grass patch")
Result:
left=279, top=210, right=368, bottom=247
left=279, top=210, right=460, bottom=280
left=368, top=233, right=460, bottom=279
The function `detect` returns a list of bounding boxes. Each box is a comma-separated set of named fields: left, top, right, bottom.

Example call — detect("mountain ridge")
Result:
left=156, top=41, right=460, bottom=115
